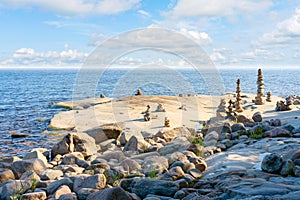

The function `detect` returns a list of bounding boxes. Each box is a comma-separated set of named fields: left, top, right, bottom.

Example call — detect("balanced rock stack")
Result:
left=216, top=99, right=227, bottom=117
left=255, top=68, right=265, bottom=105
left=164, top=117, right=170, bottom=127
left=235, top=79, right=243, bottom=112
left=135, top=89, right=142, bottom=96
left=266, top=91, right=272, bottom=102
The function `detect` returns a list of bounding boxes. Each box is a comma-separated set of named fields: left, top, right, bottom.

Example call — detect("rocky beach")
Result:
left=0, top=87, right=300, bottom=200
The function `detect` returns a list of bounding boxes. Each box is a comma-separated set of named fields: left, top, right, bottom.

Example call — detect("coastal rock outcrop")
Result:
left=51, top=132, right=98, bottom=158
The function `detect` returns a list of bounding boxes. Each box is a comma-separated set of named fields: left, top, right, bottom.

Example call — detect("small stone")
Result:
left=188, top=157, right=207, bottom=172
left=231, top=123, right=246, bottom=132
left=19, top=170, right=40, bottom=181
left=0, top=168, right=15, bottom=184
left=86, top=186, right=131, bottom=200
left=22, top=191, right=47, bottom=200
left=188, top=168, right=202, bottom=179
left=261, top=153, right=283, bottom=173
left=73, top=174, right=106, bottom=193
left=252, top=112, right=262, bottom=122
left=41, top=169, right=63, bottom=180
left=165, top=166, right=185, bottom=180
left=143, top=156, right=169, bottom=176
left=55, top=185, right=72, bottom=199
left=269, top=119, right=282, bottom=126
left=293, top=165, right=300, bottom=177
left=23, top=151, right=48, bottom=166
left=58, top=193, right=77, bottom=200
left=132, top=178, right=179, bottom=199
left=46, top=178, right=73, bottom=195
left=174, top=190, right=186, bottom=199
left=280, top=159, right=295, bottom=176
left=11, top=159, right=47, bottom=178
left=266, top=127, right=292, bottom=137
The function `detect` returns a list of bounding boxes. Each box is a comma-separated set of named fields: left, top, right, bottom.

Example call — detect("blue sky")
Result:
left=0, top=0, right=300, bottom=68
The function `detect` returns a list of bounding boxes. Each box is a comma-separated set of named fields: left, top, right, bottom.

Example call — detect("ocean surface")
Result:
left=0, top=68, right=299, bottom=157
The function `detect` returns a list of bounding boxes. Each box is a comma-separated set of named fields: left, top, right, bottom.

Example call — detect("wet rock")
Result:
left=155, top=127, right=192, bottom=142
left=55, top=185, right=72, bottom=199
left=51, top=132, right=98, bottom=159
left=0, top=168, right=15, bottom=184
left=132, top=178, right=179, bottom=199
left=87, top=186, right=131, bottom=200
left=22, top=191, right=47, bottom=200
left=46, top=178, right=73, bottom=194
left=41, top=169, right=63, bottom=180
left=11, top=159, right=47, bottom=178
left=280, top=159, right=295, bottom=176
left=231, top=123, right=246, bottom=132
left=0, top=180, right=31, bottom=200
left=252, top=112, right=262, bottom=122
left=261, top=153, right=283, bottom=173
left=73, top=174, right=106, bottom=193
left=85, top=123, right=124, bottom=144
left=143, top=156, right=169, bottom=176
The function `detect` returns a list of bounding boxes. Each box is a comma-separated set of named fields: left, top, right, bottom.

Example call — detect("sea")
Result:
left=0, top=68, right=299, bottom=157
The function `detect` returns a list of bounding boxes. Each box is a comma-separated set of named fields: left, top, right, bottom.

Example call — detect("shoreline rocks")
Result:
left=1, top=94, right=300, bottom=200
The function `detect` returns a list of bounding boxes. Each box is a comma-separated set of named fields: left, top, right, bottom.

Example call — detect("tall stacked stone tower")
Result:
left=255, top=69, right=265, bottom=105
left=235, top=79, right=243, bottom=112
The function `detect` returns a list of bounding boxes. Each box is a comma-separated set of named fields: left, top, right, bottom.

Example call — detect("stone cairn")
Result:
left=266, top=91, right=272, bottom=102
left=164, top=117, right=170, bottom=127
left=276, top=100, right=292, bottom=111
left=142, top=105, right=151, bottom=121
left=100, top=93, right=106, bottom=98
left=255, top=69, right=265, bottom=105
left=155, top=103, right=166, bottom=112
left=235, top=79, right=243, bottom=112
left=135, top=89, right=143, bottom=96
left=216, top=99, right=227, bottom=117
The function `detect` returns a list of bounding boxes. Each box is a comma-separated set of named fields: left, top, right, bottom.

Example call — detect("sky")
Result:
left=0, top=0, right=300, bottom=68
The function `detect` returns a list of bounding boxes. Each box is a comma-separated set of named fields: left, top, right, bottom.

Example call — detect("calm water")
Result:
left=0, top=68, right=299, bottom=156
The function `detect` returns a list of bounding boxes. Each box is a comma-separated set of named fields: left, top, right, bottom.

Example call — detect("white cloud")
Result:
left=210, top=48, right=238, bottom=64
left=1, top=48, right=88, bottom=67
left=167, top=0, right=273, bottom=18
left=179, top=28, right=212, bottom=45
left=138, top=10, right=151, bottom=18
left=240, top=49, right=285, bottom=62
left=0, top=0, right=140, bottom=16
left=256, top=8, right=300, bottom=46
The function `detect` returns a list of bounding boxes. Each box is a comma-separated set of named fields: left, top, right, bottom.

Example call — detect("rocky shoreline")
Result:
left=0, top=94, right=300, bottom=200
